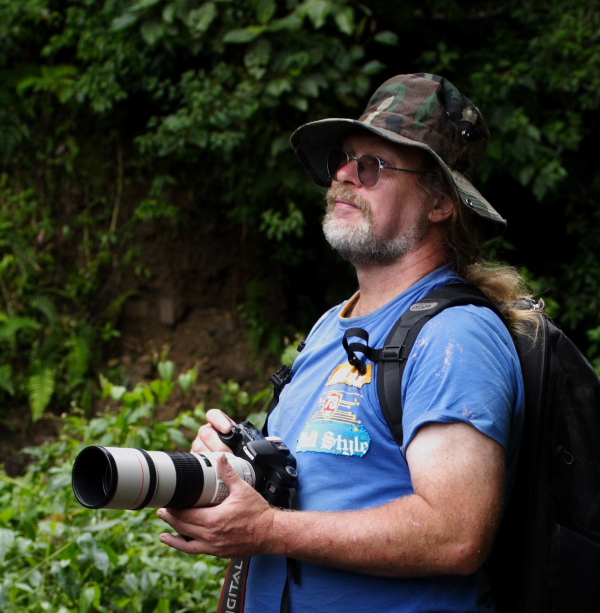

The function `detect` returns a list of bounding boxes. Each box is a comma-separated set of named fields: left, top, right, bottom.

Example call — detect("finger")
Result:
left=191, top=427, right=210, bottom=452
left=192, top=410, right=236, bottom=452
left=194, top=423, right=232, bottom=452
left=159, top=531, right=191, bottom=550
left=206, top=408, right=236, bottom=432
left=216, top=452, right=243, bottom=489
left=157, top=507, right=204, bottom=546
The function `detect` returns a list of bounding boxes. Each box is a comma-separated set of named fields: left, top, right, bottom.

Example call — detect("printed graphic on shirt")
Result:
left=326, top=362, right=373, bottom=388
left=297, top=390, right=371, bottom=457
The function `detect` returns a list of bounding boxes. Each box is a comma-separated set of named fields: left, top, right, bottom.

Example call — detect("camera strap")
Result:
left=217, top=556, right=250, bottom=613
left=217, top=556, right=299, bottom=613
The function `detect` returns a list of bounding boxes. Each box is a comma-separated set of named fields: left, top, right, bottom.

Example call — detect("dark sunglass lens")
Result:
left=327, top=149, right=348, bottom=180
left=357, top=155, right=380, bottom=187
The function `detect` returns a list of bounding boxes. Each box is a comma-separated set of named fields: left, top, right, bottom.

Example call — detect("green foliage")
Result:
left=0, top=177, right=129, bottom=421
left=0, top=0, right=394, bottom=416
left=1, top=0, right=599, bottom=405
left=0, top=363, right=229, bottom=612
left=216, top=379, right=271, bottom=426
left=280, top=335, right=305, bottom=368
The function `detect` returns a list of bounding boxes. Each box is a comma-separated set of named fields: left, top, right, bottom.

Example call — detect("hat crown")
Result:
left=359, top=73, right=489, bottom=182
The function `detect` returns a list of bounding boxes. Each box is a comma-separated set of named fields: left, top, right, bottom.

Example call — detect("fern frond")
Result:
left=27, top=368, right=56, bottom=421
left=0, top=364, right=15, bottom=396
left=66, top=335, right=92, bottom=385
left=30, top=294, right=58, bottom=326
left=0, top=316, right=41, bottom=344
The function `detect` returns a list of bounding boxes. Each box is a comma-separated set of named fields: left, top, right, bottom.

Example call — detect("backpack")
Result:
left=339, top=282, right=600, bottom=613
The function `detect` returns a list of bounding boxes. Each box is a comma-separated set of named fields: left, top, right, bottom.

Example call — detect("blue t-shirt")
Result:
left=244, top=267, right=524, bottom=613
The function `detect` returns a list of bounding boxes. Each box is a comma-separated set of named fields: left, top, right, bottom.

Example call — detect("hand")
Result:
left=157, top=453, right=276, bottom=558
left=191, top=408, right=237, bottom=453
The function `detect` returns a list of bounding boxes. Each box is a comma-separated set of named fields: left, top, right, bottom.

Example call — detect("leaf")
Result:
left=157, top=360, right=175, bottom=382
left=0, top=364, right=14, bottom=396
left=30, top=294, right=58, bottom=325
left=28, top=368, right=56, bottom=421
left=223, top=26, right=266, bottom=44
left=66, top=335, right=92, bottom=386
left=374, top=30, right=399, bottom=46
left=76, top=533, right=112, bottom=576
left=168, top=427, right=189, bottom=447
left=79, top=584, right=99, bottom=613
left=110, top=385, right=127, bottom=400
left=149, top=378, right=175, bottom=404
left=84, top=519, right=123, bottom=533
left=131, top=0, right=164, bottom=10
left=178, top=370, right=196, bottom=394
left=256, top=0, right=276, bottom=25
left=334, top=6, right=355, bottom=35
left=140, top=20, right=165, bottom=46
left=0, top=528, right=16, bottom=563
left=281, top=344, right=300, bottom=367
left=178, top=413, right=202, bottom=432
left=187, top=3, right=218, bottom=34
left=0, top=316, right=41, bottom=343
left=110, top=13, right=139, bottom=31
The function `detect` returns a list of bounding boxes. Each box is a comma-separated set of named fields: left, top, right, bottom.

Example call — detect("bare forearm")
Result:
left=267, top=494, right=494, bottom=577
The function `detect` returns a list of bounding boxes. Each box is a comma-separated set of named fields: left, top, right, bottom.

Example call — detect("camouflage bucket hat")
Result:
left=290, top=73, right=506, bottom=238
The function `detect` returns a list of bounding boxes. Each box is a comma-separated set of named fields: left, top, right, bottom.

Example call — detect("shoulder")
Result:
left=303, top=303, right=344, bottom=343
left=401, top=303, right=523, bottom=451
left=415, top=303, right=516, bottom=360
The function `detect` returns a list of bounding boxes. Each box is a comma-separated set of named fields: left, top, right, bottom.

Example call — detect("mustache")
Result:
left=325, top=185, right=371, bottom=214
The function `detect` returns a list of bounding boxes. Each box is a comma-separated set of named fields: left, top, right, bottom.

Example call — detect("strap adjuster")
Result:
left=381, top=345, right=403, bottom=361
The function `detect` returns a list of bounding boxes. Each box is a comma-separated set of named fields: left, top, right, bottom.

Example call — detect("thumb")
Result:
left=217, top=453, right=248, bottom=495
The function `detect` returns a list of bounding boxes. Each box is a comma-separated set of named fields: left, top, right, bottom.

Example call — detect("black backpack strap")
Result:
left=369, top=283, right=501, bottom=447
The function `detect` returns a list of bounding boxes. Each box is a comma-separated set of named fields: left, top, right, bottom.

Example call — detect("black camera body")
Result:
left=71, top=420, right=298, bottom=511
left=219, top=421, right=298, bottom=509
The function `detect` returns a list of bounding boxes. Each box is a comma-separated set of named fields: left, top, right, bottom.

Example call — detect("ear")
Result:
left=428, top=194, right=455, bottom=223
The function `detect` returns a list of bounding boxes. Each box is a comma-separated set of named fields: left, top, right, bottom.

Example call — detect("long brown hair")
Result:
left=416, top=162, right=544, bottom=336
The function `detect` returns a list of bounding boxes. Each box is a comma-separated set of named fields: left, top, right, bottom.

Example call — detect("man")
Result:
left=157, top=73, right=525, bottom=612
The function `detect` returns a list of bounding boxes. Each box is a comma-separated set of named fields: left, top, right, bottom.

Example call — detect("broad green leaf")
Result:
left=257, top=0, right=276, bottom=24
left=0, top=528, right=16, bottom=562
left=188, top=3, right=218, bottom=34
left=178, top=371, right=195, bottom=394
left=334, top=6, right=354, bottom=35
left=110, top=13, right=138, bottom=31
left=223, top=26, right=266, bottom=44
left=157, top=360, right=175, bottom=382
left=149, top=378, right=175, bottom=404
left=79, top=583, right=100, bottom=613
left=140, top=20, right=164, bottom=46
left=131, top=0, right=163, bottom=10
left=375, top=30, right=398, bottom=45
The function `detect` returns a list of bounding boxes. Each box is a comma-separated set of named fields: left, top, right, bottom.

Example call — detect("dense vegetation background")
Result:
left=2, top=0, right=600, bottom=424
left=1, top=0, right=599, bottom=610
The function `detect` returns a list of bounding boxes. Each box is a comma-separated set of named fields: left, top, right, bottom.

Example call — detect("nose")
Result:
left=333, top=156, right=361, bottom=186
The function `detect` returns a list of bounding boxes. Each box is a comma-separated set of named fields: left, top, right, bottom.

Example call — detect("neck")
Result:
left=349, top=240, right=449, bottom=318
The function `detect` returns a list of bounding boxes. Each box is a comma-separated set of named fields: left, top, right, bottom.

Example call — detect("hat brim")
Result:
left=291, top=118, right=507, bottom=239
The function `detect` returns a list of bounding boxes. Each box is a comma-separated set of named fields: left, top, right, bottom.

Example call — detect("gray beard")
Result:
left=322, top=207, right=425, bottom=267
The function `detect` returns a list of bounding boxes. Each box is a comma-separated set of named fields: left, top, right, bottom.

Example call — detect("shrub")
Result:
left=0, top=362, right=245, bottom=613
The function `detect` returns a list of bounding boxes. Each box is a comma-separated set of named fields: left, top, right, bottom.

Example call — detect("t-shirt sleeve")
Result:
left=400, top=305, right=521, bottom=454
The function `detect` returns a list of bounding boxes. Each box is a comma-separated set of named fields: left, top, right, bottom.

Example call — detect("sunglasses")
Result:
left=326, top=149, right=430, bottom=187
